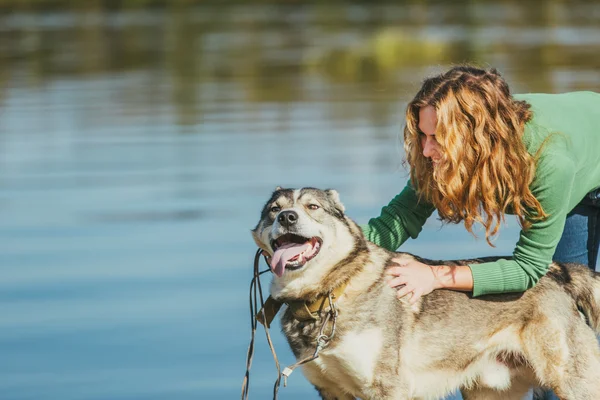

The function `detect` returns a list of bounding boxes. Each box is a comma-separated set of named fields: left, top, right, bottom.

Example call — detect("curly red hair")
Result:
left=404, top=65, right=547, bottom=245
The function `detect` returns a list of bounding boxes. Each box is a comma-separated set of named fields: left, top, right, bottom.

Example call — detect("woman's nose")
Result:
left=423, top=137, right=436, bottom=158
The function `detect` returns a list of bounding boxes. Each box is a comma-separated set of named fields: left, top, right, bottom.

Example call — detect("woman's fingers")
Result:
left=390, top=256, right=406, bottom=265
left=395, top=284, right=414, bottom=299
left=386, top=259, right=431, bottom=302
left=386, top=265, right=407, bottom=277
left=387, top=276, right=408, bottom=288
left=409, top=288, right=423, bottom=304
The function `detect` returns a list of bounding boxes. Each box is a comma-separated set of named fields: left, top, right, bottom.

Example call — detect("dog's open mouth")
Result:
left=269, top=233, right=322, bottom=277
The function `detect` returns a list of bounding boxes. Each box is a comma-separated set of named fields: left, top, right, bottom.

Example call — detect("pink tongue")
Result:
left=270, top=242, right=312, bottom=277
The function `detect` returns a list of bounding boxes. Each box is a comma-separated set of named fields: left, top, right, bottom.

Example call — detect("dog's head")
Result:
left=252, top=187, right=361, bottom=299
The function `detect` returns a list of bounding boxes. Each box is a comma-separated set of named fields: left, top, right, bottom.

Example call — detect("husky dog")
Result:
left=252, top=187, right=600, bottom=400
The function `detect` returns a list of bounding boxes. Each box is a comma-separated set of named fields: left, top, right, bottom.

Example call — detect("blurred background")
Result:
left=0, top=0, right=599, bottom=399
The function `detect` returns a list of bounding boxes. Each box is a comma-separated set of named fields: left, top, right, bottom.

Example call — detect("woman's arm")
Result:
left=469, top=153, right=576, bottom=296
left=362, top=180, right=435, bottom=251
left=432, top=264, right=474, bottom=290
left=388, top=153, right=577, bottom=301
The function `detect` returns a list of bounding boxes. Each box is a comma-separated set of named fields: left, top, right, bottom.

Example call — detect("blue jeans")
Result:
left=553, top=192, right=600, bottom=270
left=444, top=190, right=600, bottom=400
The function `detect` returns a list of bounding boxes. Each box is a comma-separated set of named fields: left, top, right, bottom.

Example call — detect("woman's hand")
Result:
left=386, top=258, right=440, bottom=304
left=386, top=258, right=475, bottom=303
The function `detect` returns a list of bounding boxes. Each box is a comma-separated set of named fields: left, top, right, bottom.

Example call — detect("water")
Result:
left=0, top=2, right=599, bottom=399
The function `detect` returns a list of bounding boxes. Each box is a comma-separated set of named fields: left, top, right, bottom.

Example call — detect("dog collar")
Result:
left=257, top=282, right=349, bottom=328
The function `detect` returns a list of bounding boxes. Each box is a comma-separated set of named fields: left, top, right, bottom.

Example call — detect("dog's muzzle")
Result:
left=269, top=233, right=322, bottom=277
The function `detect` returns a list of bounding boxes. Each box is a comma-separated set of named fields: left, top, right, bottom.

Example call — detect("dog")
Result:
left=252, top=187, right=600, bottom=400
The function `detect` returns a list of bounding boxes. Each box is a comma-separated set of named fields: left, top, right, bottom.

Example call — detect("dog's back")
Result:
left=545, top=262, right=600, bottom=332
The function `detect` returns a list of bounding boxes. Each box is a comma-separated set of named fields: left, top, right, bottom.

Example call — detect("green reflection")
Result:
left=0, top=1, right=599, bottom=126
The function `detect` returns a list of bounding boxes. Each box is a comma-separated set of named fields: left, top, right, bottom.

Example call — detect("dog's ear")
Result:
left=325, top=189, right=345, bottom=215
left=275, top=186, right=283, bottom=191
left=251, top=227, right=271, bottom=254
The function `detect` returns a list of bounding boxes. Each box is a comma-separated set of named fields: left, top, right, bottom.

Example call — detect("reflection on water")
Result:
left=0, top=2, right=599, bottom=399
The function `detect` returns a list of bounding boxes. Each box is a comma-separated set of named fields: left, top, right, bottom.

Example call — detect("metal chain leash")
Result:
left=241, top=250, right=339, bottom=399
left=281, top=293, right=338, bottom=387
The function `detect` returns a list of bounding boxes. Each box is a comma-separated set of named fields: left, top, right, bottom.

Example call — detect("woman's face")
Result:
left=418, top=105, right=441, bottom=164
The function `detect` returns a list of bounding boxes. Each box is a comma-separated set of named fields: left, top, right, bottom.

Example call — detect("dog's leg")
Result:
left=523, top=313, right=600, bottom=400
left=549, top=345, right=600, bottom=400
left=316, top=387, right=355, bottom=400
left=531, top=387, right=546, bottom=400
left=461, top=366, right=534, bottom=400
left=461, top=384, right=530, bottom=400
left=550, top=365, right=600, bottom=400
left=303, top=367, right=356, bottom=400
left=366, top=381, right=412, bottom=400
left=317, top=384, right=411, bottom=400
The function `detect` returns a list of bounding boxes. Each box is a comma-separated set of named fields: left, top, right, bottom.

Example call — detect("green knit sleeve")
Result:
left=361, top=180, right=435, bottom=251
left=469, top=154, right=576, bottom=296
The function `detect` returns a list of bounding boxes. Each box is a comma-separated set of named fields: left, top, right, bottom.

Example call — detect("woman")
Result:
left=362, top=65, right=600, bottom=399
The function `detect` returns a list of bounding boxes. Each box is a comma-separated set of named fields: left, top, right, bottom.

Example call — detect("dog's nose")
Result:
left=278, top=210, right=298, bottom=227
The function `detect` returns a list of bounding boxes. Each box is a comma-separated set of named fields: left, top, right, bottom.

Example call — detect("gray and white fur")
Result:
left=252, top=187, right=600, bottom=400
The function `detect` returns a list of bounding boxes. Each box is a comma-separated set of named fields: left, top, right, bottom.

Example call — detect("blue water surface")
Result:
left=1, top=3, right=599, bottom=399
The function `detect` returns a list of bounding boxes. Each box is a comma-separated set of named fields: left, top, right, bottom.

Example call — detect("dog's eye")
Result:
left=270, top=206, right=281, bottom=213
left=308, top=204, right=320, bottom=210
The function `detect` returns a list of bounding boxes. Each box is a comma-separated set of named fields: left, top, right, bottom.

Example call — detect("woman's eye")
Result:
left=419, top=130, right=436, bottom=138
left=308, top=204, right=320, bottom=210
left=270, top=206, right=281, bottom=213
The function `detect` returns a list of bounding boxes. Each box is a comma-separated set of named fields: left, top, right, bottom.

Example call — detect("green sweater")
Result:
left=363, top=92, right=600, bottom=296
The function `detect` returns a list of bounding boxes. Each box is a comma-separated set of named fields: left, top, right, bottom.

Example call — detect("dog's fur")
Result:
left=252, top=187, right=600, bottom=400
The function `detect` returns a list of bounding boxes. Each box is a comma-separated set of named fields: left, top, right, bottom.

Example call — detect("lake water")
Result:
left=0, top=2, right=599, bottom=399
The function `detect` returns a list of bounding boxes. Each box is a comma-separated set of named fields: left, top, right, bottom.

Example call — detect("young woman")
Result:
left=362, top=65, right=600, bottom=400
